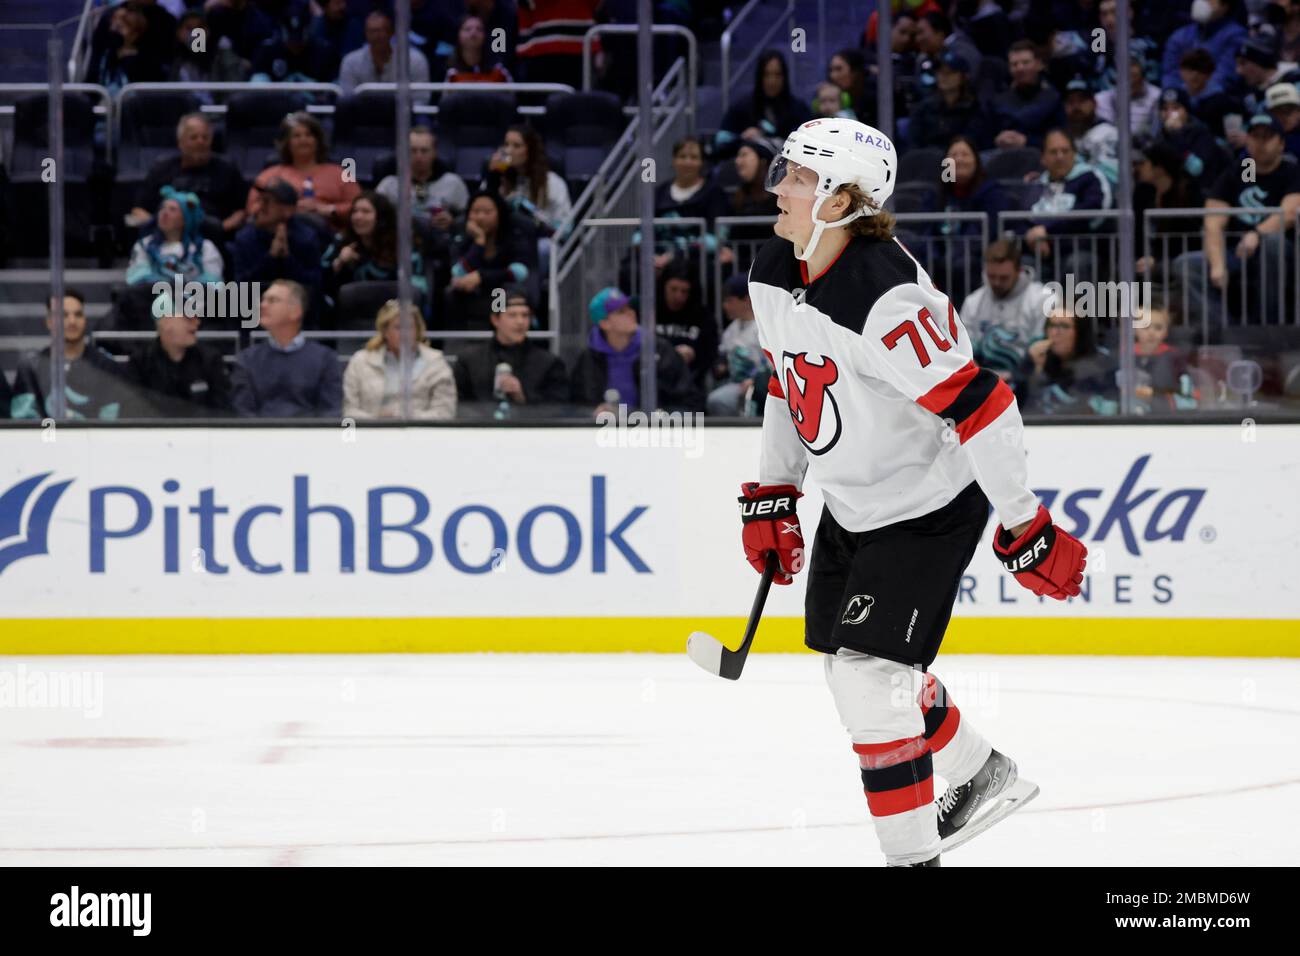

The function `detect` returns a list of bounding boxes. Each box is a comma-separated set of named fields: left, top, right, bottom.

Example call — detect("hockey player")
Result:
left=738, top=118, right=1087, bottom=866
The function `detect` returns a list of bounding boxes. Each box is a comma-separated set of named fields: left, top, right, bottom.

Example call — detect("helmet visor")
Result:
left=765, top=156, right=820, bottom=198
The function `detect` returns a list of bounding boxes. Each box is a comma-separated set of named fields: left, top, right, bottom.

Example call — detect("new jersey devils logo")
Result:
left=782, top=351, right=841, bottom=454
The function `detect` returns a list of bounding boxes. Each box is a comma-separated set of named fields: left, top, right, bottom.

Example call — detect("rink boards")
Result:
left=0, top=422, right=1297, bottom=655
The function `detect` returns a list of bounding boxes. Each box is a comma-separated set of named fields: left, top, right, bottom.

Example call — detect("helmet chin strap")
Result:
left=794, top=193, right=869, bottom=262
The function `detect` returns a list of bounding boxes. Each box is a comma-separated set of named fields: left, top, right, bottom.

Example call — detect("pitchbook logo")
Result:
left=0, top=472, right=72, bottom=574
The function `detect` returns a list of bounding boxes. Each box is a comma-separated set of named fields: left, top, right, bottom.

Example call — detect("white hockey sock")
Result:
left=920, top=672, right=993, bottom=789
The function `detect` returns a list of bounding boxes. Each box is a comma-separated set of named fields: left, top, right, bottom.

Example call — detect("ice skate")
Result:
left=937, top=749, right=1039, bottom=852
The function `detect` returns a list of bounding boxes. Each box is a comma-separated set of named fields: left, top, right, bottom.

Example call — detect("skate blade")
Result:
left=939, top=778, right=1039, bottom=854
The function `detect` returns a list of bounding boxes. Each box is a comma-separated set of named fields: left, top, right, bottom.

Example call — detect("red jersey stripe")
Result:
left=917, top=359, right=978, bottom=414
left=955, top=380, right=1015, bottom=443
left=865, top=777, right=935, bottom=816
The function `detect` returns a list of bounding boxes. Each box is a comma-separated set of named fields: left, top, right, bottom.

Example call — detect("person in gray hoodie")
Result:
left=960, top=239, right=1053, bottom=383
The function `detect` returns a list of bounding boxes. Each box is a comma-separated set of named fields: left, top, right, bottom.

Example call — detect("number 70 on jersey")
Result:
left=881, top=302, right=959, bottom=369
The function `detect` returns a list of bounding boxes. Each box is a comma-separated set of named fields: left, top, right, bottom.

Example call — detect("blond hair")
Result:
left=837, top=183, right=896, bottom=241
left=367, top=299, right=428, bottom=351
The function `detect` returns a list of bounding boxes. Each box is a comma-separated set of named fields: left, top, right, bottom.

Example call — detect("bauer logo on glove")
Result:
left=992, top=505, right=1087, bottom=600
left=738, top=482, right=804, bottom=584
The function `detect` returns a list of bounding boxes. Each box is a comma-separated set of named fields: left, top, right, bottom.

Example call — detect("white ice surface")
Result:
left=1, top=654, right=1296, bottom=866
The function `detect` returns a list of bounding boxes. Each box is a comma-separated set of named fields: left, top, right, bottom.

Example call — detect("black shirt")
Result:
left=127, top=340, right=233, bottom=417
left=136, top=154, right=247, bottom=223
left=1209, top=156, right=1300, bottom=236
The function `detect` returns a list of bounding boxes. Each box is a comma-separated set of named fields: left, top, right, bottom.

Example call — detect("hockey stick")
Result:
left=686, top=551, right=777, bottom=680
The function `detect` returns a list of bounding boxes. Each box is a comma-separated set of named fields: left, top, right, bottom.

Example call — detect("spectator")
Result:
left=1266, top=81, right=1300, bottom=156
left=963, top=0, right=1015, bottom=59
left=1014, top=308, right=1117, bottom=415
left=719, top=139, right=779, bottom=269
left=1283, top=0, right=1300, bottom=65
left=251, top=3, right=335, bottom=83
left=310, top=0, right=364, bottom=80
left=444, top=13, right=513, bottom=83
left=707, top=274, right=768, bottom=416
left=322, top=192, right=428, bottom=304
left=1173, top=114, right=1300, bottom=327
left=827, top=48, right=874, bottom=124
left=1162, top=0, right=1248, bottom=93
left=1024, top=129, right=1114, bottom=279
left=1152, top=88, right=1228, bottom=192
left=1062, top=77, right=1119, bottom=186
left=169, top=9, right=249, bottom=90
left=207, top=0, right=276, bottom=62
left=376, top=127, right=469, bottom=239
left=451, top=290, right=568, bottom=406
left=232, top=280, right=341, bottom=418
left=231, top=179, right=324, bottom=292
left=813, top=80, right=855, bottom=119
left=126, top=188, right=224, bottom=287
left=991, top=40, right=1063, bottom=149
left=338, top=10, right=431, bottom=95
left=10, top=290, right=133, bottom=420
left=126, top=291, right=232, bottom=417
left=913, top=11, right=982, bottom=106
left=655, top=263, right=718, bottom=387
left=960, top=239, right=1053, bottom=383
left=127, top=113, right=247, bottom=235
left=482, top=125, right=572, bottom=235
left=569, top=287, right=698, bottom=414
left=1132, top=304, right=1195, bottom=412
left=930, top=135, right=1010, bottom=302
left=516, top=0, right=597, bottom=88
left=244, top=112, right=361, bottom=233
left=716, top=51, right=813, bottom=157
left=89, top=3, right=166, bottom=93
left=1179, top=47, right=1243, bottom=139
left=649, top=136, right=727, bottom=270
left=908, top=52, right=993, bottom=150
left=90, top=0, right=176, bottom=67
left=342, top=299, right=455, bottom=420
left=447, top=192, right=532, bottom=330
left=1090, top=0, right=1160, bottom=93
left=1097, top=54, right=1163, bottom=146
left=1232, top=35, right=1300, bottom=119
left=1134, top=141, right=1206, bottom=280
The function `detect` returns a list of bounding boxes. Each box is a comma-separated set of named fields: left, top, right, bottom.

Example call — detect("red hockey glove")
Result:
left=992, top=505, right=1087, bottom=599
left=738, top=482, right=804, bottom=585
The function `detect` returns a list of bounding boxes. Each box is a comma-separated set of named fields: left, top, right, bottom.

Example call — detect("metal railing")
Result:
left=550, top=57, right=689, bottom=355
left=115, top=82, right=347, bottom=141
left=353, top=80, right=576, bottom=118
left=0, top=81, right=113, bottom=160
left=66, top=0, right=99, bottom=81
left=581, top=24, right=696, bottom=126
left=997, top=208, right=1125, bottom=290
left=721, top=0, right=795, bottom=115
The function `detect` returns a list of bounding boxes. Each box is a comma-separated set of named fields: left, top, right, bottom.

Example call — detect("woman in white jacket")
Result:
left=343, top=300, right=457, bottom=420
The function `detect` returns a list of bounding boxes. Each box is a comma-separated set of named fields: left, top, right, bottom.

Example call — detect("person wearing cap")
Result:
left=1266, top=81, right=1300, bottom=156
left=1151, top=86, right=1228, bottom=191
left=251, top=2, right=335, bottom=83
left=1174, top=112, right=1300, bottom=326
left=568, top=288, right=698, bottom=416
left=451, top=290, right=568, bottom=408
left=230, top=177, right=324, bottom=293
left=1233, top=34, right=1300, bottom=116
left=706, top=274, right=769, bottom=417
left=125, top=291, right=232, bottom=418
left=1161, top=0, right=1248, bottom=93
left=10, top=289, right=134, bottom=420
left=125, top=187, right=225, bottom=288
left=1062, top=77, right=1119, bottom=185
left=1096, top=54, right=1163, bottom=146
left=906, top=50, right=993, bottom=150
left=912, top=11, right=981, bottom=104
left=1091, top=0, right=1160, bottom=94
left=232, top=279, right=342, bottom=418
left=991, top=40, right=1064, bottom=150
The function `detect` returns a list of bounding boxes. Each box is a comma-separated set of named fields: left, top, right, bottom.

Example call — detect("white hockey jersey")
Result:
left=748, top=233, right=1041, bottom=533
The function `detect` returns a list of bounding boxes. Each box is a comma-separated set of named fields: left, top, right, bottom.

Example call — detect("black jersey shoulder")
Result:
left=748, top=235, right=801, bottom=292
left=816, top=235, right=921, bottom=334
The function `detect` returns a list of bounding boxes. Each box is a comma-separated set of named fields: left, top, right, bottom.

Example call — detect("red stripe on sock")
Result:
left=927, top=705, right=962, bottom=753
left=864, top=777, right=935, bottom=816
